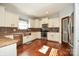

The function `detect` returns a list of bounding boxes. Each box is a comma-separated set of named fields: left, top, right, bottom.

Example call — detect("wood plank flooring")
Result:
left=17, top=38, right=71, bottom=56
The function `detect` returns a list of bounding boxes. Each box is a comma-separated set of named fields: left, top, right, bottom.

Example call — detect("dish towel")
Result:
left=49, top=48, right=58, bottom=56
left=39, top=45, right=49, bottom=54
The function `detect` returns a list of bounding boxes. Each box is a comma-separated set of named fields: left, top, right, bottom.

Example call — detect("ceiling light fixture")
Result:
left=46, top=11, right=48, bottom=14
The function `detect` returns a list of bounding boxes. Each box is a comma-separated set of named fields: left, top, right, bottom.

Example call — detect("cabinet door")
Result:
left=0, top=43, right=17, bottom=56
left=5, top=11, right=12, bottom=27
left=41, top=18, right=48, bottom=24
left=29, top=19, right=35, bottom=28
left=34, top=19, right=41, bottom=28
left=0, top=6, right=5, bottom=26
left=31, top=32, right=41, bottom=40
left=48, top=32, right=60, bottom=42
left=11, top=13, right=19, bottom=27
left=23, top=36, right=28, bottom=44
left=48, top=18, right=60, bottom=27
left=5, top=11, right=18, bottom=27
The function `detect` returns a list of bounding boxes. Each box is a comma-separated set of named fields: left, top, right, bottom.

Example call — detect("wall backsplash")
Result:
left=0, top=27, right=28, bottom=35
left=0, top=27, right=59, bottom=36
left=29, top=27, right=59, bottom=32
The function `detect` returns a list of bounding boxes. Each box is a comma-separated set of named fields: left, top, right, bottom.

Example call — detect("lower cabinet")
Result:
left=14, top=34, right=23, bottom=46
left=0, top=43, right=17, bottom=56
left=23, top=32, right=41, bottom=44
left=23, top=36, right=32, bottom=44
left=48, top=32, right=60, bottom=42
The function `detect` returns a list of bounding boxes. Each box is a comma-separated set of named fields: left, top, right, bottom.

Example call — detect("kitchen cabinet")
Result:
left=30, top=32, right=41, bottom=40
left=0, top=6, right=5, bottom=26
left=29, top=19, right=35, bottom=28
left=23, top=35, right=32, bottom=44
left=23, top=32, right=41, bottom=44
left=39, top=17, right=60, bottom=28
left=0, top=6, right=19, bottom=27
left=5, top=11, right=19, bottom=27
left=23, top=33, right=36, bottom=44
left=30, top=19, right=41, bottom=28
left=48, top=18, right=60, bottom=27
left=0, top=43, right=17, bottom=56
left=48, top=32, right=60, bottom=42
left=34, top=19, right=41, bottom=28
left=41, top=18, right=48, bottom=24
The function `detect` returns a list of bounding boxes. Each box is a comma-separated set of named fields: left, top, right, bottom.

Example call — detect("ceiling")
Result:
left=0, top=3, right=73, bottom=18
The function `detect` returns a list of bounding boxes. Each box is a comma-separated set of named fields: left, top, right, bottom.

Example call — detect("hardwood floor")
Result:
left=17, top=38, right=71, bottom=56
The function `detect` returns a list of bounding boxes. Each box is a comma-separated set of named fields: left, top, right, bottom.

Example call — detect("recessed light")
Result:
left=46, top=11, right=48, bottom=14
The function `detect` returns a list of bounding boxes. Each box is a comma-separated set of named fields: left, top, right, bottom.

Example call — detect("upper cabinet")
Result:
left=48, top=18, right=60, bottom=27
left=34, top=19, right=41, bottom=28
left=0, top=6, right=5, bottom=27
left=0, top=6, right=19, bottom=27
left=5, top=11, right=19, bottom=27
left=29, top=17, right=60, bottom=28
left=29, top=19, right=35, bottom=28
left=40, top=17, right=60, bottom=28
left=41, top=18, right=48, bottom=24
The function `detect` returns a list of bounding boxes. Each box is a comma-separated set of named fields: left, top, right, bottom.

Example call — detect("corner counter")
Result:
left=0, top=36, right=18, bottom=47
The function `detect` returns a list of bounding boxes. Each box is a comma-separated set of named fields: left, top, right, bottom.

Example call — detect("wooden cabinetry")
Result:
left=14, top=34, right=23, bottom=46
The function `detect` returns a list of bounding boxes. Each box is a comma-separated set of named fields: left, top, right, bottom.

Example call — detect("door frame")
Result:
left=61, top=16, right=70, bottom=44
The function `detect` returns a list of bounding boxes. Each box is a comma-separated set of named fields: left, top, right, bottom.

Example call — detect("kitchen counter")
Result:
left=0, top=36, right=18, bottom=48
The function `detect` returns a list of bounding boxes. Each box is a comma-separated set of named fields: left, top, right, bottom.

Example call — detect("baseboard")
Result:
left=47, top=40, right=60, bottom=44
left=23, top=38, right=60, bottom=45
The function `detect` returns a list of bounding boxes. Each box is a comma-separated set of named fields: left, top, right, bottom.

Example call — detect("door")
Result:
left=61, top=14, right=74, bottom=55
left=61, top=16, right=69, bottom=43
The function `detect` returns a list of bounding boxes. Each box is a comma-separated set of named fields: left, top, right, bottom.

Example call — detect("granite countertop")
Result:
left=0, top=36, right=18, bottom=48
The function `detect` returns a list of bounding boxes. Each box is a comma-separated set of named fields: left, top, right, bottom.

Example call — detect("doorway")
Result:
left=61, top=13, right=74, bottom=55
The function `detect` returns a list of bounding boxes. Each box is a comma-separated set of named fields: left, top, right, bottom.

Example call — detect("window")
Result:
left=18, top=20, right=29, bottom=29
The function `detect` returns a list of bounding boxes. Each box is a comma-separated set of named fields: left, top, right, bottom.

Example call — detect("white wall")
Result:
left=74, top=3, right=79, bottom=56
left=59, top=4, right=74, bottom=17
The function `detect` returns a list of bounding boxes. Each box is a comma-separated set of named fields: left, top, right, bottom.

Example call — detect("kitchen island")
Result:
left=0, top=36, right=18, bottom=56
